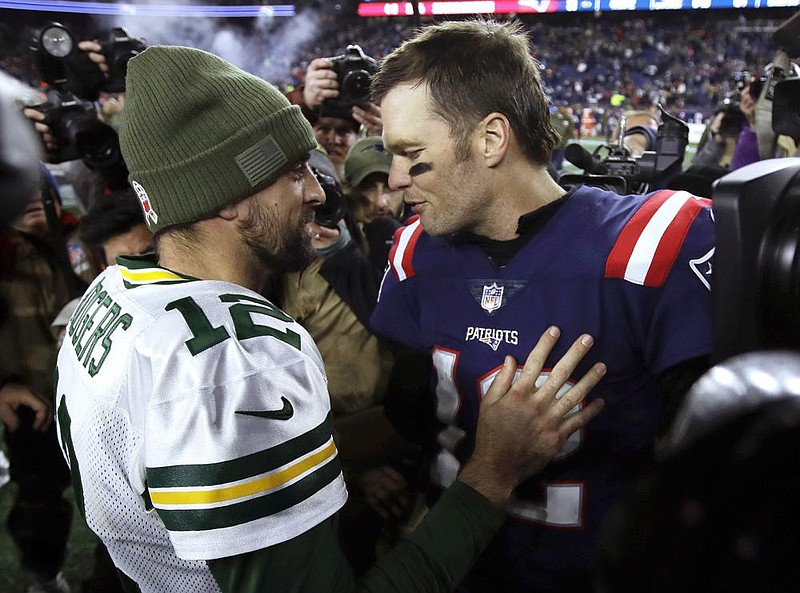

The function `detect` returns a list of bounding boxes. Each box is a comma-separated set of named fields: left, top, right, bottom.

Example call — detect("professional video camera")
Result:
left=29, top=23, right=120, bottom=166
left=323, top=44, right=378, bottom=111
left=711, top=11, right=800, bottom=364
left=560, top=104, right=688, bottom=195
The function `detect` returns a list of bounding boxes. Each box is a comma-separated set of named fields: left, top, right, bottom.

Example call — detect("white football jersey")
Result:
left=55, top=255, right=347, bottom=592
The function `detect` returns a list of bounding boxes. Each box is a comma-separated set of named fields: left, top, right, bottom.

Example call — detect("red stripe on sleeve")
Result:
left=399, top=220, right=424, bottom=280
left=643, top=197, right=706, bottom=287
left=389, top=215, right=422, bottom=282
left=604, top=190, right=678, bottom=279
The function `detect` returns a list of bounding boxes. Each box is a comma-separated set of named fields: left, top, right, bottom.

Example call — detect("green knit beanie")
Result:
left=120, top=45, right=317, bottom=233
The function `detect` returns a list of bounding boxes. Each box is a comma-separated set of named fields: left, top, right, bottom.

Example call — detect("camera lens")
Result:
left=41, top=25, right=73, bottom=58
left=342, top=70, right=372, bottom=105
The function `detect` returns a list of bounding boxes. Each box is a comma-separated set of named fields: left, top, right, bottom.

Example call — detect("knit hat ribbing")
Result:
left=120, top=45, right=316, bottom=233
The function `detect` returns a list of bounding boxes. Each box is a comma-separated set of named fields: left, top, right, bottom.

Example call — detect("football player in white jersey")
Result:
left=54, top=45, right=605, bottom=593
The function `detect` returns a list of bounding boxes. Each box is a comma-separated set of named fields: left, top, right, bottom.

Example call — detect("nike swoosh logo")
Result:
left=235, top=396, right=294, bottom=421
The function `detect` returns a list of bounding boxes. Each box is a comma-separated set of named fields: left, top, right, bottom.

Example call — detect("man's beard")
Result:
left=239, top=201, right=315, bottom=274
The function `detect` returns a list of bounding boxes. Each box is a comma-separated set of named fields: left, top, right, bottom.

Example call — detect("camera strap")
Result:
left=41, top=183, right=82, bottom=299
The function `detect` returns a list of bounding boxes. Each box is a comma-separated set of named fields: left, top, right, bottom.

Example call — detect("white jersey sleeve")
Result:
left=55, top=257, right=347, bottom=592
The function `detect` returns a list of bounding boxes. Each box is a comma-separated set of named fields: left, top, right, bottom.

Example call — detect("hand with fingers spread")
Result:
left=458, top=326, right=605, bottom=507
left=303, top=58, right=340, bottom=110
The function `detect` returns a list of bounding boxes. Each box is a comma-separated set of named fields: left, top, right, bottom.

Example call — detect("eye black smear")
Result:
left=409, top=162, right=433, bottom=177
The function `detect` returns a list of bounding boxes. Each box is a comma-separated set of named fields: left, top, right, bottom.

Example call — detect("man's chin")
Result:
left=277, top=240, right=315, bottom=273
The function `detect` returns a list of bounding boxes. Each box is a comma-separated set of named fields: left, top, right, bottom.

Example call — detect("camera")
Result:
left=100, top=27, right=147, bottom=94
left=29, top=22, right=120, bottom=166
left=560, top=104, right=689, bottom=194
left=711, top=11, right=800, bottom=364
left=311, top=166, right=347, bottom=229
left=732, top=70, right=768, bottom=99
left=716, top=98, right=748, bottom=139
left=324, top=44, right=378, bottom=111
left=711, top=158, right=800, bottom=363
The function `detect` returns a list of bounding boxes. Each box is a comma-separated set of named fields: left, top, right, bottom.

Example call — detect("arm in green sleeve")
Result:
left=208, top=480, right=505, bottom=593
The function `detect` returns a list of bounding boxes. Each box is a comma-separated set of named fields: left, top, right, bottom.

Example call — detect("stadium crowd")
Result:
left=0, top=9, right=790, bottom=121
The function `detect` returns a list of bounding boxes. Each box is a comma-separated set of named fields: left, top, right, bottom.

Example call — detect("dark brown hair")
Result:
left=372, top=19, right=558, bottom=164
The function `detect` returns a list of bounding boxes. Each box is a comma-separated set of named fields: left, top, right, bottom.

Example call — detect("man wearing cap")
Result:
left=345, top=136, right=407, bottom=225
left=53, top=45, right=605, bottom=593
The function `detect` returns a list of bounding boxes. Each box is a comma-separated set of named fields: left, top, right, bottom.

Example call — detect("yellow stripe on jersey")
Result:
left=149, top=439, right=338, bottom=507
left=120, top=266, right=186, bottom=285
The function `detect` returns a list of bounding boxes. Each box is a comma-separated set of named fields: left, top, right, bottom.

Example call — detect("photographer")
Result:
left=22, top=26, right=142, bottom=208
left=0, top=66, right=53, bottom=492
left=302, top=56, right=383, bottom=135
left=731, top=66, right=799, bottom=171
left=0, top=165, right=100, bottom=593
left=730, top=81, right=762, bottom=170
left=287, top=47, right=383, bottom=178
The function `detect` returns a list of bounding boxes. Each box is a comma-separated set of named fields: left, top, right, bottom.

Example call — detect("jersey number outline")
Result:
left=166, top=294, right=300, bottom=356
left=432, top=346, right=585, bottom=528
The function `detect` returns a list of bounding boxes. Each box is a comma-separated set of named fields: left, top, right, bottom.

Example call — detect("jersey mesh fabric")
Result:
left=80, top=404, right=220, bottom=591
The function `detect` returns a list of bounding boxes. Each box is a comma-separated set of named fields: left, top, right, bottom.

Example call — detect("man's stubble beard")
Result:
left=239, top=202, right=316, bottom=274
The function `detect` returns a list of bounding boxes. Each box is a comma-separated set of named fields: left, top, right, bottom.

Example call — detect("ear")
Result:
left=480, top=112, right=511, bottom=168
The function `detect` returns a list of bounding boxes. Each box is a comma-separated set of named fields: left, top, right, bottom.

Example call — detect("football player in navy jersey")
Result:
left=370, top=19, right=714, bottom=593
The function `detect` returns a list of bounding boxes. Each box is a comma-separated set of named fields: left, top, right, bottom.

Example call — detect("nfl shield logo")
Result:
left=480, top=283, right=504, bottom=314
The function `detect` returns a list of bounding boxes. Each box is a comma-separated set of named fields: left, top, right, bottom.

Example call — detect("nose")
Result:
left=305, top=169, right=325, bottom=206
left=377, top=184, right=390, bottom=208
left=388, top=160, right=411, bottom=191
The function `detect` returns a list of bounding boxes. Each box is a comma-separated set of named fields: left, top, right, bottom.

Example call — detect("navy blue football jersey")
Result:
left=370, top=186, right=715, bottom=590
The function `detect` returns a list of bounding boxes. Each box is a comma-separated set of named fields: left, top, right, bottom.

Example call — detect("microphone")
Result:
left=564, top=143, right=606, bottom=174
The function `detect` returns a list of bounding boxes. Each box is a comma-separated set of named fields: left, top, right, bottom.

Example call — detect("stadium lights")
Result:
left=0, top=0, right=297, bottom=17
left=357, top=0, right=798, bottom=17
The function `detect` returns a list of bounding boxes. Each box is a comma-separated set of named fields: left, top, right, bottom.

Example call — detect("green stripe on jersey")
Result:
left=147, top=415, right=333, bottom=488
left=154, top=454, right=341, bottom=532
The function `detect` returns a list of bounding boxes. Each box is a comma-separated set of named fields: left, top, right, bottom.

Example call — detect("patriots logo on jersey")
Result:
left=465, top=327, right=519, bottom=351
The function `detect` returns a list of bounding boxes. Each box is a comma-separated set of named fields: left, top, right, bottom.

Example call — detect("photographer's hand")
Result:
left=77, top=40, right=110, bottom=75
left=22, top=106, right=56, bottom=152
left=303, top=58, right=339, bottom=110
left=353, top=103, right=382, bottom=136
left=307, top=221, right=340, bottom=251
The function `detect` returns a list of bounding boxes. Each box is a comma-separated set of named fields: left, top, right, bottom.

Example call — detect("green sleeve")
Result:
left=208, top=480, right=505, bottom=593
